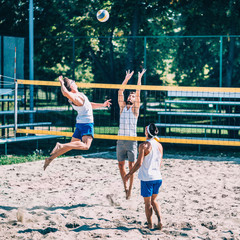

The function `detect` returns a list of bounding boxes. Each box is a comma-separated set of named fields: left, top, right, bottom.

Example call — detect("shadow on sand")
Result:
left=18, top=227, right=58, bottom=235
left=0, top=203, right=97, bottom=212
left=72, top=223, right=156, bottom=235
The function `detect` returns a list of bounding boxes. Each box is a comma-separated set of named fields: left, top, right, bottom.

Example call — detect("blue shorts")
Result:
left=72, top=123, right=94, bottom=140
left=141, top=180, right=162, bottom=197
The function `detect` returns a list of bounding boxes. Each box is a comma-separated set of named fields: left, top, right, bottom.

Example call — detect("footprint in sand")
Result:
left=65, top=222, right=80, bottom=228
left=106, top=194, right=114, bottom=206
left=16, top=208, right=25, bottom=223
left=201, top=221, right=217, bottom=230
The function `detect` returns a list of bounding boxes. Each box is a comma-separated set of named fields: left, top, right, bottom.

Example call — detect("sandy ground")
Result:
left=0, top=152, right=239, bottom=240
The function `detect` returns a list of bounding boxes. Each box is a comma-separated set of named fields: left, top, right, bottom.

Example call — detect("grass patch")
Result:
left=0, top=151, right=47, bottom=165
left=0, top=138, right=117, bottom=165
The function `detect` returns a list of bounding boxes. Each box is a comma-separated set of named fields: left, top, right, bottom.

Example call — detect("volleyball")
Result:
left=96, top=9, right=109, bottom=22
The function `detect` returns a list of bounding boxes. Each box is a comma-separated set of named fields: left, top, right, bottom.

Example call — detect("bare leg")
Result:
left=144, top=197, right=153, bottom=229
left=151, top=194, right=162, bottom=230
left=126, top=161, right=134, bottom=200
left=118, top=161, right=129, bottom=197
left=44, top=136, right=93, bottom=170
left=44, top=144, right=71, bottom=170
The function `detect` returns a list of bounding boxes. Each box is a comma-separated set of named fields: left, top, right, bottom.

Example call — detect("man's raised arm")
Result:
left=134, top=69, right=146, bottom=111
left=91, top=99, right=112, bottom=109
left=59, top=76, right=75, bottom=102
left=118, top=70, right=134, bottom=110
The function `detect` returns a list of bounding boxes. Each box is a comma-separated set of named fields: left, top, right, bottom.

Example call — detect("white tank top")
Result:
left=138, top=139, right=162, bottom=181
left=118, top=106, right=137, bottom=136
left=70, top=94, right=93, bottom=123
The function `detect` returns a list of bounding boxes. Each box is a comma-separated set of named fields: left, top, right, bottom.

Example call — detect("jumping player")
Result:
left=43, top=76, right=111, bottom=170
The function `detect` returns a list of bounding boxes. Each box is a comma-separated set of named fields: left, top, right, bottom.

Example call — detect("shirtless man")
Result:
left=124, top=123, right=163, bottom=229
left=43, top=76, right=111, bottom=170
left=117, top=69, right=146, bottom=199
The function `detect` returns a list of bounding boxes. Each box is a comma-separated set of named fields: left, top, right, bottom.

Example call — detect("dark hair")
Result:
left=126, top=91, right=136, bottom=97
left=147, top=123, right=159, bottom=136
left=63, top=77, right=72, bottom=91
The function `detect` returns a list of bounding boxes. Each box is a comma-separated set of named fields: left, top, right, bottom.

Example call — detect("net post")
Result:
left=14, top=47, right=18, bottom=138
left=219, top=36, right=223, bottom=87
left=29, top=0, right=34, bottom=127
left=143, top=36, right=147, bottom=127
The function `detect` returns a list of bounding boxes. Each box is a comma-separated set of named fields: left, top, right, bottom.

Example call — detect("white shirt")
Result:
left=118, top=106, right=137, bottom=136
left=70, top=94, right=93, bottom=123
left=138, top=138, right=162, bottom=181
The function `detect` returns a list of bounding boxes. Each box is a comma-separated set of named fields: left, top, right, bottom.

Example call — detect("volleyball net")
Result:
left=4, top=79, right=238, bottom=147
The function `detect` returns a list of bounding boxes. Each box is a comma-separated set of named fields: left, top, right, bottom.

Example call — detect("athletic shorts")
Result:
left=117, top=140, right=137, bottom=162
left=72, top=123, right=94, bottom=140
left=141, top=180, right=162, bottom=197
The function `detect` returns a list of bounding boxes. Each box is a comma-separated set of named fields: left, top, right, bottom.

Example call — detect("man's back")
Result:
left=138, top=139, right=162, bottom=181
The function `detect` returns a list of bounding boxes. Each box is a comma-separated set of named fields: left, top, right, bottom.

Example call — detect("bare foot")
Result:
left=126, top=189, right=131, bottom=200
left=156, top=221, right=163, bottom=230
left=50, top=142, right=61, bottom=155
left=147, top=223, right=153, bottom=229
left=43, top=157, right=53, bottom=171
left=125, top=188, right=129, bottom=200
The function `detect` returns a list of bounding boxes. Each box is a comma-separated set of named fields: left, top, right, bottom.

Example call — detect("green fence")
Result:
left=34, top=35, right=240, bottom=88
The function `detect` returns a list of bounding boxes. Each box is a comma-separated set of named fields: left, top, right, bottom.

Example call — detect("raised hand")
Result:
left=124, top=173, right=130, bottom=182
left=58, top=75, right=64, bottom=84
left=103, top=99, right=112, bottom=107
left=124, top=70, right=134, bottom=82
left=138, top=68, right=146, bottom=79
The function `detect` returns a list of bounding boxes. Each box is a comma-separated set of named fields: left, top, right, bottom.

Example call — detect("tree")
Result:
left=170, top=0, right=240, bottom=87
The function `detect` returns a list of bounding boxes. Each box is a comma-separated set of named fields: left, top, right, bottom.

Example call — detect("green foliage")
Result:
left=171, top=0, right=240, bottom=87
left=0, top=151, right=46, bottom=165
left=0, top=0, right=240, bottom=87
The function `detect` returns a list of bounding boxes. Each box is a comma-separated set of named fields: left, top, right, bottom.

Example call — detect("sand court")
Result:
left=0, top=153, right=239, bottom=240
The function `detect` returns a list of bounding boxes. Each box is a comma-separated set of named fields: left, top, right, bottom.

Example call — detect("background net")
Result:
left=12, top=81, right=240, bottom=146
left=1, top=35, right=240, bottom=149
